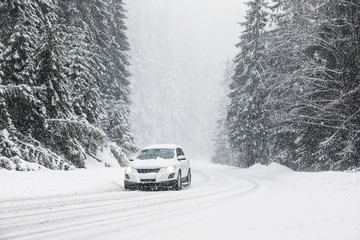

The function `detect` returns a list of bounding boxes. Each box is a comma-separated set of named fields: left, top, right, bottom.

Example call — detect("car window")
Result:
left=137, top=148, right=174, bottom=160
left=176, top=148, right=185, bottom=156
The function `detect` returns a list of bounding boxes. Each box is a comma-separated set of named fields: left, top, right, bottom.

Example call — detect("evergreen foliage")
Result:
left=212, top=60, right=236, bottom=166
left=0, top=0, right=137, bottom=170
left=103, top=0, right=137, bottom=154
left=227, top=0, right=269, bottom=167
left=215, top=0, right=360, bottom=171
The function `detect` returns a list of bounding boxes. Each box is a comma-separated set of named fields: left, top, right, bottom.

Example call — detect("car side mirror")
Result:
left=177, top=155, right=186, bottom=161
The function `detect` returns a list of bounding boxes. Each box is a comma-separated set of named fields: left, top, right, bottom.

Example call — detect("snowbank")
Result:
left=84, top=144, right=122, bottom=169
left=247, top=162, right=360, bottom=191
left=1, top=161, right=359, bottom=202
left=0, top=167, right=124, bottom=200
left=249, top=162, right=293, bottom=174
left=1, top=161, right=360, bottom=240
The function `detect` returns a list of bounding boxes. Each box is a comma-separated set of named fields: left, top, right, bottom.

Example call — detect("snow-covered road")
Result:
left=1, top=162, right=360, bottom=240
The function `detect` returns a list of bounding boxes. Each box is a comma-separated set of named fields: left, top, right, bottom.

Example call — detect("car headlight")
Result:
left=125, top=166, right=136, bottom=174
left=160, top=165, right=176, bottom=173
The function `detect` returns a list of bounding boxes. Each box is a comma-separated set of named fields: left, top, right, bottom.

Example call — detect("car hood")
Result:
left=130, top=158, right=178, bottom=169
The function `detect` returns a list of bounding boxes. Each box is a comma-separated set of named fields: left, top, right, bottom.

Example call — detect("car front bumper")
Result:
left=124, top=179, right=178, bottom=189
left=125, top=171, right=177, bottom=183
left=124, top=170, right=179, bottom=189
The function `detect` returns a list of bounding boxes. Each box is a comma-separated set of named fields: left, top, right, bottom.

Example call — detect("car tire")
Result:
left=186, top=169, right=191, bottom=187
left=174, top=171, right=182, bottom=191
left=124, top=181, right=131, bottom=190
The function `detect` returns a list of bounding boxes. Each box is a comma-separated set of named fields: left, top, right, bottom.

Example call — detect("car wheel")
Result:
left=174, top=171, right=182, bottom=191
left=186, top=169, right=191, bottom=187
left=124, top=181, right=131, bottom=190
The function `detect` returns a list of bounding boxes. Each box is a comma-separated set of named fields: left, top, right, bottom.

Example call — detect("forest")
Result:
left=213, top=0, right=360, bottom=171
left=0, top=0, right=137, bottom=170
left=0, top=0, right=359, bottom=172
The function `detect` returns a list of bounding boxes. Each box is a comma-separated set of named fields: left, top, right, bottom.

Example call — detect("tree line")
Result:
left=213, top=0, right=360, bottom=171
left=0, top=0, right=137, bottom=170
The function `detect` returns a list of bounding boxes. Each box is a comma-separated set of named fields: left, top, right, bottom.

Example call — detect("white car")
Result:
left=124, top=144, right=191, bottom=190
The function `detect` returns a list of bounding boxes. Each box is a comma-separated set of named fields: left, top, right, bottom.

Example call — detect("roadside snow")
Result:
left=85, top=144, right=122, bottom=169
left=0, top=168, right=124, bottom=200
left=1, top=161, right=359, bottom=240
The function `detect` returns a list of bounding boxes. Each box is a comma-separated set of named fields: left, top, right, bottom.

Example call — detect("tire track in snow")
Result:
left=0, top=163, right=260, bottom=240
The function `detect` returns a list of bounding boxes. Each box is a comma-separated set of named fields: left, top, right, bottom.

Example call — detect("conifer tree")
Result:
left=0, top=0, right=137, bottom=170
left=265, top=0, right=322, bottom=169
left=266, top=0, right=360, bottom=170
left=35, top=26, right=71, bottom=119
left=104, top=0, right=138, bottom=154
left=58, top=0, right=105, bottom=124
left=0, top=0, right=62, bottom=170
left=0, top=0, right=40, bottom=85
left=313, top=0, right=360, bottom=170
left=0, top=0, right=45, bottom=136
left=227, top=0, right=269, bottom=167
left=212, top=60, right=236, bottom=166
left=0, top=42, right=4, bottom=82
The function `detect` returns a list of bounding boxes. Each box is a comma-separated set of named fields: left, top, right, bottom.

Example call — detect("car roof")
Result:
left=143, top=144, right=181, bottom=150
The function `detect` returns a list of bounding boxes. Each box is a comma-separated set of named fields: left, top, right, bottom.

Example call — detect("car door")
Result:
left=176, top=148, right=189, bottom=178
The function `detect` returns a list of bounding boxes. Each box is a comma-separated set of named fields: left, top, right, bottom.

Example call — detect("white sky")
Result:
left=126, top=0, right=246, bottom=59
left=125, top=0, right=247, bottom=158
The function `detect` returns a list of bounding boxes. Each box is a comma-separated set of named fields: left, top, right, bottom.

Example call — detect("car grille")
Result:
left=140, top=179, right=156, bottom=182
left=137, top=168, right=160, bottom=174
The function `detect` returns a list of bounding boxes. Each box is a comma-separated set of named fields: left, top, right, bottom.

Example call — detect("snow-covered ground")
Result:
left=1, top=161, right=360, bottom=240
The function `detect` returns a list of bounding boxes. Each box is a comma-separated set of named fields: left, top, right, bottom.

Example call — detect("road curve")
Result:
left=0, top=162, right=260, bottom=240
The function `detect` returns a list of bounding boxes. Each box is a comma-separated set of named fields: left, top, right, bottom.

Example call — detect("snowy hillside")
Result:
left=0, top=0, right=137, bottom=171
left=1, top=162, right=359, bottom=240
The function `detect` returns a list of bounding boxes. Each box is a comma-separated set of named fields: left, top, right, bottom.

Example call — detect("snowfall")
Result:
left=1, top=158, right=360, bottom=240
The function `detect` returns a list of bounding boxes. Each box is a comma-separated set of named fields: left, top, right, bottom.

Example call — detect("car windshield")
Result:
left=137, top=148, right=174, bottom=160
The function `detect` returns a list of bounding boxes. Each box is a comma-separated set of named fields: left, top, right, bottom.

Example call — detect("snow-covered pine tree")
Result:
left=227, top=0, right=269, bottom=167
left=0, top=0, right=44, bottom=152
left=0, top=42, right=7, bottom=128
left=61, top=0, right=138, bottom=163
left=35, top=25, right=70, bottom=119
left=265, top=0, right=323, bottom=170
left=313, top=0, right=360, bottom=170
left=0, top=0, right=136, bottom=170
left=0, top=42, right=3, bottom=81
left=107, top=0, right=131, bottom=103
left=103, top=0, right=138, bottom=155
left=33, top=7, right=85, bottom=165
left=212, top=60, right=236, bottom=166
left=0, top=0, right=73, bottom=170
left=0, top=0, right=39, bottom=85
left=66, top=28, right=104, bottom=124
left=266, top=0, right=360, bottom=171
left=58, top=0, right=105, bottom=124
left=35, top=1, right=107, bottom=168
left=87, top=0, right=112, bottom=94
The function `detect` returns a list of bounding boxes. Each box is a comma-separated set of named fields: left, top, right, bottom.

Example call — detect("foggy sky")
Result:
left=126, top=0, right=246, bottom=159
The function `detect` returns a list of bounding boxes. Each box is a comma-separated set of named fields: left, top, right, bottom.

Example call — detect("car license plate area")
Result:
left=140, top=173, right=156, bottom=181
left=140, top=179, right=156, bottom=183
